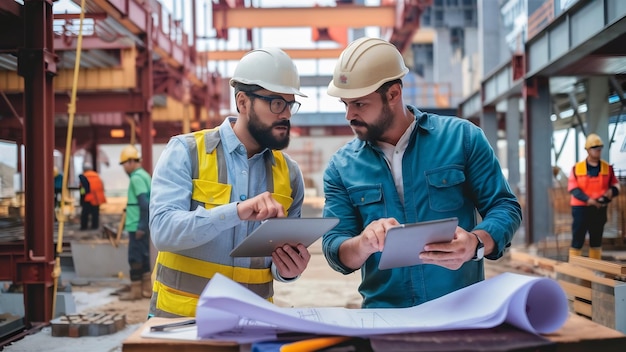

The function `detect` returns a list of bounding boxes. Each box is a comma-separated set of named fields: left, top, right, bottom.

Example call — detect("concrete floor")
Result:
left=2, top=323, right=141, bottom=352
left=1, top=259, right=138, bottom=351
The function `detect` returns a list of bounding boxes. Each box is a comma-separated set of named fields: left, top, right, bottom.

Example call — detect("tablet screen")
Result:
left=229, top=217, right=340, bottom=257
left=378, top=217, right=458, bottom=270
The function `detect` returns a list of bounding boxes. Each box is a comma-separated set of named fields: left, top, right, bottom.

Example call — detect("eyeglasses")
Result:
left=245, top=92, right=301, bottom=115
left=590, top=146, right=603, bottom=150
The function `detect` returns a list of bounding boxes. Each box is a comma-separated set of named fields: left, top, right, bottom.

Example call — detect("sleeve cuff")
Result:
left=271, top=262, right=300, bottom=283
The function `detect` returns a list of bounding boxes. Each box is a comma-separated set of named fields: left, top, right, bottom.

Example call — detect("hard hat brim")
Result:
left=229, top=78, right=308, bottom=97
left=327, top=81, right=380, bottom=99
left=326, top=67, right=408, bottom=99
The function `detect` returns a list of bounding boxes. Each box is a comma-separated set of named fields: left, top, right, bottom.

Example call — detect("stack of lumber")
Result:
left=509, top=249, right=626, bottom=334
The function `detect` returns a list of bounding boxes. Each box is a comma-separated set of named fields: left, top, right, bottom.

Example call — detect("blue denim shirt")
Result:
left=322, top=106, right=522, bottom=308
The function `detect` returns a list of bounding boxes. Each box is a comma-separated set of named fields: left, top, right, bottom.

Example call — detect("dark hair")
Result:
left=233, top=83, right=262, bottom=97
left=233, top=83, right=263, bottom=112
left=375, top=79, right=403, bottom=96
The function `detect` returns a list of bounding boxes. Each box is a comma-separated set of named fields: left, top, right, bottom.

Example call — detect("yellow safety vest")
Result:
left=151, top=128, right=293, bottom=317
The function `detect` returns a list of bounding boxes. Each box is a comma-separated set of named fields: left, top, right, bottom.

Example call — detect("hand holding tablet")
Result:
left=378, top=217, right=458, bottom=270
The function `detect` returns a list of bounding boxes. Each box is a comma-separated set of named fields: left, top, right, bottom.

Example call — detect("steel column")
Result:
left=137, top=22, right=153, bottom=174
left=16, top=0, right=57, bottom=324
left=523, top=77, right=553, bottom=245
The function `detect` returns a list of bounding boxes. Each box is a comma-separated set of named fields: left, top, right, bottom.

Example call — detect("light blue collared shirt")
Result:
left=149, top=117, right=304, bottom=276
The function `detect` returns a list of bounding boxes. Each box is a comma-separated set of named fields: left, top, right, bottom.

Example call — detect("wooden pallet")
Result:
left=555, top=256, right=626, bottom=333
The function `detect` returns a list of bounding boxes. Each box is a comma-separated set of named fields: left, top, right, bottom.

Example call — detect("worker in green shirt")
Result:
left=119, top=144, right=152, bottom=300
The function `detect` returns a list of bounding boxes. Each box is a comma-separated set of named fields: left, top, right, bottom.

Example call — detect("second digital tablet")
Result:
left=378, top=217, right=458, bottom=270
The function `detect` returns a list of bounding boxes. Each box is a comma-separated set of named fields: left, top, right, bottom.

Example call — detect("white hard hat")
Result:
left=327, top=37, right=409, bottom=99
left=229, top=47, right=307, bottom=97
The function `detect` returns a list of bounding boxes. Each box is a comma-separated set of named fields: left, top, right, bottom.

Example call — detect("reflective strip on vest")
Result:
left=152, top=127, right=293, bottom=317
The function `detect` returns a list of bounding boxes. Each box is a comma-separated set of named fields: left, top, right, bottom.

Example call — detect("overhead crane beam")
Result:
left=212, top=5, right=396, bottom=31
left=199, top=48, right=345, bottom=62
left=207, top=3, right=433, bottom=62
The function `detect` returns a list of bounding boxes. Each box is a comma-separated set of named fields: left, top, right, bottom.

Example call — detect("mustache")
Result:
left=273, top=120, right=291, bottom=128
left=350, top=120, right=367, bottom=127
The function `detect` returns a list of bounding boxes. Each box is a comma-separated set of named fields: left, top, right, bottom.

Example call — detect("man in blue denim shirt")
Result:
left=322, top=37, right=522, bottom=308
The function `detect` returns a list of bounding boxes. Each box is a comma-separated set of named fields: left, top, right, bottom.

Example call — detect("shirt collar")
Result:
left=409, top=105, right=434, bottom=133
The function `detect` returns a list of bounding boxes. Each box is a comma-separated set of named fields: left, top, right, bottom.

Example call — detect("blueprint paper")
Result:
left=195, top=272, right=569, bottom=342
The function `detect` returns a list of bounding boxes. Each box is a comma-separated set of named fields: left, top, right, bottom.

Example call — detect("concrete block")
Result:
left=0, top=292, right=24, bottom=316
left=0, top=291, right=76, bottom=318
left=55, top=292, right=77, bottom=316
left=70, top=239, right=129, bottom=279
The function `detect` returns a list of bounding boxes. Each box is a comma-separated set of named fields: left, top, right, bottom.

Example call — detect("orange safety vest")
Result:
left=567, top=160, right=614, bottom=206
left=83, top=170, right=107, bottom=206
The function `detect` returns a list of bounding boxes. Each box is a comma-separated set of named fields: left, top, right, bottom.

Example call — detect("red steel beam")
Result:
left=0, top=0, right=21, bottom=16
left=53, top=35, right=133, bottom=51
left=3, top=92, right=147, bottom=114
left=17, top=0, right=57, bottom=325
left=137, top=32, right=154, bottom=173
left=387, top=0, right=433, bottom=54
left=54, top=92, right=147, bottom=113
left=90, top=0, right=150, bottom=34
left=0, top=0, right=23, bottom=48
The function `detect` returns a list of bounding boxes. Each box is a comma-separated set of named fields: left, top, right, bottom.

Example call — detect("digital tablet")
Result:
left=229, top=217, right=340, bottom=257
left=378, top=217, right=458, bottom=270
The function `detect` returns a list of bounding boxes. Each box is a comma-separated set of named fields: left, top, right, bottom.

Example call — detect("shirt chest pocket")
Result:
left=348, top=185, right=386, bottom=221
left=425, top=167, right=465, bottom=212
left=192, top=179, right=232, bottom=210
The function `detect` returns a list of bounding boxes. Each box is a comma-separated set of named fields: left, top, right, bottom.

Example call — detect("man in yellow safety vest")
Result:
left=148, top=47, right=311, bottom=317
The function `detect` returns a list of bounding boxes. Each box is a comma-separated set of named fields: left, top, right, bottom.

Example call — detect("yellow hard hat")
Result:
left=585, top=133, right=604, bottom=149
left=229, top=47, right=307, bottom=97
left=119, top=145, right=140, bottom=164
left=327, top=37, right=409, bottom=99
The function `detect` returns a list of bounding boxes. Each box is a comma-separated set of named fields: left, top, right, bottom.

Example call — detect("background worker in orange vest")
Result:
left=79, top=162, right=107, bottom=230
left=567, top=133, right=620, bottom=259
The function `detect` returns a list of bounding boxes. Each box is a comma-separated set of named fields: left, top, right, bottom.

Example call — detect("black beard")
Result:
left=351, top=101, right=394, bottom=143
left=248, top=107, right=290, bottom=150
